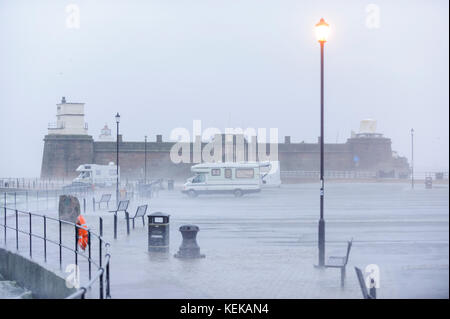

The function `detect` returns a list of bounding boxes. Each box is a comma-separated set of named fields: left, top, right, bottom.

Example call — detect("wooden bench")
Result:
left=93, top=194, right=111, bottom=211
left=355, top=266, right=376, bottom=299
left=130, top=204, right=148, bottom=228
left=325, top=239, right=353, bottom=287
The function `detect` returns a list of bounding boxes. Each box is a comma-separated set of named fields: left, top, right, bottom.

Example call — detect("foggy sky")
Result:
left=0, top=0, right=448, bottom=177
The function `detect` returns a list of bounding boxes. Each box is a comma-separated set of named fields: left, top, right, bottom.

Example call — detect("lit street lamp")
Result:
left=315, top=18, right=330, bottom=268
left=115, top=112, right=120, bottom=206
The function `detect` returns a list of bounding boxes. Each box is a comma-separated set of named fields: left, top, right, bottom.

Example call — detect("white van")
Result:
left=182, top=162, right=262, bottom=197
left=260, top=161, right=282, bottom=188
left=74, top=162, right=119, bottom=187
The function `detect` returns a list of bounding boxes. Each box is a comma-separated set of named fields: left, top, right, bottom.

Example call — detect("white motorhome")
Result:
left=260, top=161, right=282, bottom=188
left=182, top=162, right=262, bottom=197
left=74, top=162, right=119, bottom=187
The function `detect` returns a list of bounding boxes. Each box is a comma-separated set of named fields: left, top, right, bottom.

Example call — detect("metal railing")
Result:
left=2, top=188, right=94, bottom=214
left=281, top=170, right=378, bottom=179
left=0, top=178, right=71, bottom=190
left=0, top=206, right=111, bottom=299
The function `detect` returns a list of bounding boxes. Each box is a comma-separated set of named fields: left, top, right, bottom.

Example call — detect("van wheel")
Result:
left=233, top=189, right=243, bottom=197
left=187, top=190, right=197, bottom=198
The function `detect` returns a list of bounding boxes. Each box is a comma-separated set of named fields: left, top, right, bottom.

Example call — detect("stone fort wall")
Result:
left=41, top=133, right=410, bottom=181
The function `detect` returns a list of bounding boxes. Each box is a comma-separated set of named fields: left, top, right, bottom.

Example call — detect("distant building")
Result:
left=47, top=97, right=88, bottom=135
left=41, top=99, right=411, bottom=180
left=98, top=124, right=114, bottom=141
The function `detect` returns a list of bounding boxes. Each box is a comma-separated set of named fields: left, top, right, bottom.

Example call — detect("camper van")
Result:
left=260, top=161, right=282, bottom=188
left=182, top=162, right=262, bottom=197
left=73, top=162, right=119, bottom=187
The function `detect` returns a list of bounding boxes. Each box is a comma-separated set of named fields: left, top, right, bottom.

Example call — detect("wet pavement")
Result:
left=1, top=182, right=449, bottom=298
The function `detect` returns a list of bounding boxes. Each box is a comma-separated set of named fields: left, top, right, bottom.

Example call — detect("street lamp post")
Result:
left=115, top=113, right=120, bottom=206
left=315, top=18, right=330, bottom=268
left=144, top=135, right=148, bottom=184
left=411, top=128, right=414, bottom=189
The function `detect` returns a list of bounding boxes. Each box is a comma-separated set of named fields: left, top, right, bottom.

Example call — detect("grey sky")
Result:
left=0, top=0, right=448, bottom=177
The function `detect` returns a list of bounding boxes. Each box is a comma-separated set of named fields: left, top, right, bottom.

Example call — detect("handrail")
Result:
left=66, top=254, right=110, bottom=299
left=0, top=206, right=111, bottom=299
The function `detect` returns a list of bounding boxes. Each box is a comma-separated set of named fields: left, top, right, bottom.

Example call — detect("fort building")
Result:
left=41, top=98, right=410, bottom=180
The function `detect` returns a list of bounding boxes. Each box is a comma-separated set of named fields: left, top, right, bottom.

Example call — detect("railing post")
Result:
left=83, top=198, right=86, bottom=214
left=93, top=198, right=96, bottom=212
left=3, top=207, right=6, bottom=245
left=88, top=231, right=91, bottom=280
left=26, top=191, right=28, bottom=210
left=15, top=210, right=18, bottom=250
left=29, top=213, right=32, bottom=258
left=99, top=269, right=104, bottom=299
left=106, top=257, right=111, bottom=298
left=99, top=238, right=102, bottom=268
left=14, top=192, right=16, bottom=209
left=59, top=219, right=62, bottom=268
left=43, top=215, right=47, bottom=262
left=75, top=225, right=78, bottom=267
left=99, top=237, right=104, bottom=299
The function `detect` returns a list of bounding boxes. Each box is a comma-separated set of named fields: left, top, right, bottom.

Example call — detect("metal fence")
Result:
left=281, top=170, right=449, bottom=180
left=0, top=206, right=111, bottom=299
left=0, top=178, right=70, bottom=190
left=281, top=170, right=378, bottom=179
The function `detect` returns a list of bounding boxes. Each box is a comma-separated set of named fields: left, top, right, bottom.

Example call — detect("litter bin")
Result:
left=148, top=212, right=170, bottom=253
left=167, top=179, right=174, bottom=191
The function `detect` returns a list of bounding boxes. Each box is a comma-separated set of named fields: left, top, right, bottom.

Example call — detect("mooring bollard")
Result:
left=174, top=224, right=205, bottom=259
left=148, top=212, right=170, bottom=253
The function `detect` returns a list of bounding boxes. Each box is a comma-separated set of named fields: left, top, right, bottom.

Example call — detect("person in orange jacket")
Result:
left=76, top=215, right=89, bottom=251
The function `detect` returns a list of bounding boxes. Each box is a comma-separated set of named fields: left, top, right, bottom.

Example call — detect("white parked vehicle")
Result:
left=74, top=162, right=119, bottom=187
left=260, top=161, right=282, bottom=188
left=182, top=162, right=262, bottom=197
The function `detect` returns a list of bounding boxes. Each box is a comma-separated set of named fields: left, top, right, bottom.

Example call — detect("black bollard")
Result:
left=125, top=211, right=130, bottom=235
left=114, top=214, right=117, bottom=239
left=174, top=224, right=205, bottom=259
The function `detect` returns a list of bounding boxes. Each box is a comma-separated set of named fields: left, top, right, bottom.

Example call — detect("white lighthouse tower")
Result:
left=48, top=97, right=88, bottom=135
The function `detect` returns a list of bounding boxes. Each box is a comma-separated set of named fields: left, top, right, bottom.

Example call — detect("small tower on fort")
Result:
left=41, top=97, right=94, bottom=179
left=98, top=124, right=114, bottom=141
left=48, top=96, right=88, bottom=135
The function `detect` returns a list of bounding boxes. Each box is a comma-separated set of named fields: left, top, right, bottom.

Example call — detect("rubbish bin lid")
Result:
left=149, top=212, right=170, bottom=217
